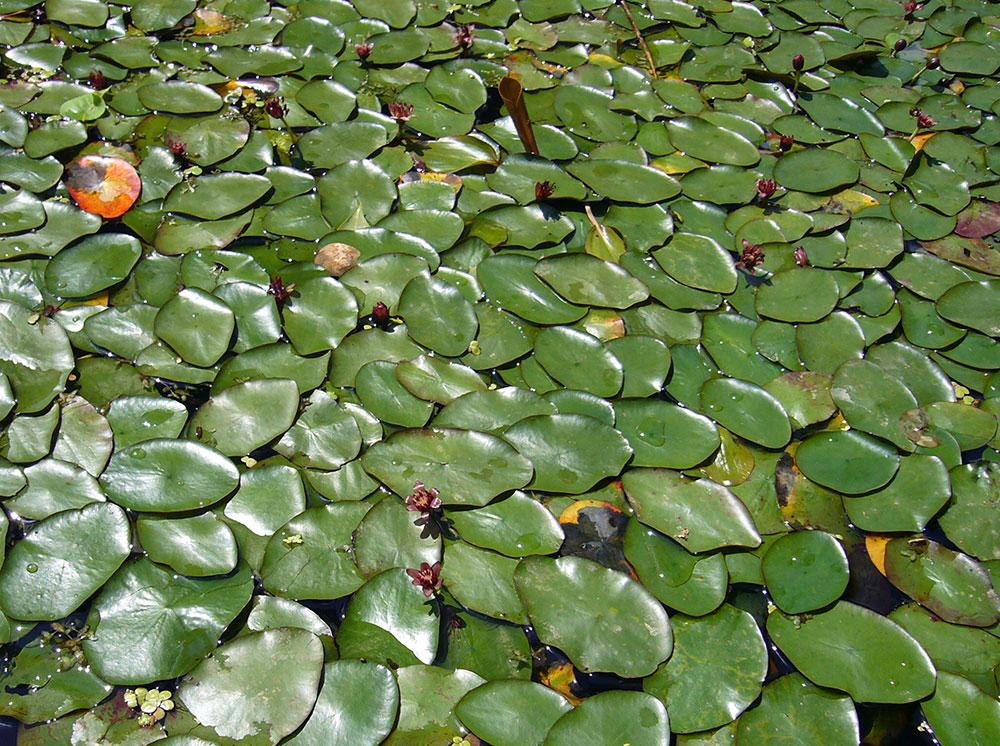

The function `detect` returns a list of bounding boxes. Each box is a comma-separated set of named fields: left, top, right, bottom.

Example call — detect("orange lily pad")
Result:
left=65, top=155, right=141, bottom=219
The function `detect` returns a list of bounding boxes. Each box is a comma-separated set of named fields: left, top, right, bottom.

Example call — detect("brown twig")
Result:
left=620, top=1, right=657, bottom=80
left=498, top=76, right=539, bottom=155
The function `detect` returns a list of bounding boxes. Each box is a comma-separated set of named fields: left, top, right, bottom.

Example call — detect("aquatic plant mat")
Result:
left=2, top=0, right=1000, bottom=744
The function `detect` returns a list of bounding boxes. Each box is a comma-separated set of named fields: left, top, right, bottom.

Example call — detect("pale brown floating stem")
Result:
left=620, top=1, right=658, bottom=80
left=498, top=76, right=540, bottom=156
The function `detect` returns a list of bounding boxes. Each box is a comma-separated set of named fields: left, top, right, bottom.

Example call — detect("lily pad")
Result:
left=767, top=601, right=936, bottom=704
left=0, top=503, right=130, bottom=621
left=361, top=427, right=533, bottom=507
left=514, top=555, right=672, bottom=678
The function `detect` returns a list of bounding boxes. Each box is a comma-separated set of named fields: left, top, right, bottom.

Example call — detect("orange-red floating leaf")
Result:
left=65, top=155, right=141, bottom=219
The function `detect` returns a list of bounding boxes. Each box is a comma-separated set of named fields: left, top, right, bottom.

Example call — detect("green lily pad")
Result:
left=541, top=690, right=670, bottom=746
left=456, top=679, right=572, bottom=746
left=534, top=253, right=649, bottom=309
left=762, top=530, right=850, bottom=614
left=515, top=555, right=672, bottom=678
left=614, top=398, right=720, bottom=468
left=260, top=503, right=371, bottom=600
left=223, top=464, right=307, bottom=537
left=0, top=503, right=130, bottom=621
left=432, top=387, right=556, bottom=433
left=755, top=268, right=840, bottom=322
left=478, top=254, right=586, bottom=324
left=667, top=115, right=761, bottom=166
left=341, top=568, right=440, bottom=664
left=645, top=604, right=767, bottom=733
left=884, top=537, right=1000, bottom=627
left=164, top=173, right=271, bottom=220
left=652, top=232, right=738, bottom=294
left=795, top=430, right=900, bottom=494
left=284, top=659, right=399, bottom=746
left=177, top=628, right=324, bottom=745
left=923, top=670, right=1000, bottom=746
left=937, top=280, right=1000, bottom=337
left=773, top=149, right=860, bottom=193
left=701, top=377, right=792, bottom=449
left=442, top=540, right=526, bottom=623
left=843, top=454, right=952, bottom=533
left=503, top=413, right=632, bottom=493
left=0, top=300, right=74, bottom=413
left=767, top=601, right=936, bottom=704
left=567, top=159, right=680, bottom=202
left=831, top=359, right=919, bottom=451
left=361, top=427, right=533, bottom=506
left=154, top=287, right=235, bottom=367
left=735, top=673, right=860, bottom=746
left=137, top=80, right=223, bottom=113
left=395, top=355, right=486, bottom=404
left=137, top=512, right=238, bottom=577
left=533, top=326, right=623, bottom=397
left=189, top=378, right=299, bottom=457
left=100, top=438, right=239, bottom=512
left=447, top=491, right=564, bottom=557
left=624, top=467, right=761, bottom=552
left=398, top=274, right=478, bottom=356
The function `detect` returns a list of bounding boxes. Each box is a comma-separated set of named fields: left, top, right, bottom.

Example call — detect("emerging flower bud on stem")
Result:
left=355, top=42, right=373, bottom=59
left=371, top=301, right=391, bottom=328
left=263, top=96, right=287, bottom=119
left=756, top=178, right=778, bottom=201
left=535, top=181, right=555, bottom=200
left=909, top=107, right=936, bottom=129
left=794, top=246, right=810, bottom=267
left=779, top=135, right=794, bottom=151
left=737, top=239, right=766, bottom=272
left=388, top=101, right=414, bottom=122
left=792, top=54, right=805, bottom=71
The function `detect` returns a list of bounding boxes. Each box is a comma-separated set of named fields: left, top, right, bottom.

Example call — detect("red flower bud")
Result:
left=88, top=71, right=108, bottom=90
left=756, top=178, right=778, bottom=201
left=792, top=54, right=805, bottom=71
left=926, top=56, right=939, bottom=70
left=455, top=24, right=474, bottom=50
left=779, top=135, right=794, bottom=151
left=894, top=39, right=907, bottom=53
left=268, top=276, right=295, bottom=309
left=371, top=302, right=391, bottom=328
left=737, top=239, right=765, bottom=273
left=535, top=181, right=555, bottom=200
left=794, top=246, right=810, bottom=267
left=263, top=96, right=287, bottom=119
left=355, top=42, right=373, bottom=59
left=388, top=101, right=414, bottom=122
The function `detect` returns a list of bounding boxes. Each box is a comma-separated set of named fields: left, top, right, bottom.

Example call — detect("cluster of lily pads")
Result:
left=1, top=0, right=1000, bottom=744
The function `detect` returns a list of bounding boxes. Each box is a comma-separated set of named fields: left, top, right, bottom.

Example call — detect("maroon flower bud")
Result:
left=794, top=246, right=810, bottom=267
left=455, top=24, right=474, bottom=51
left=263, top=96, right=287, bottom=119
left=388, top=101, right=414, bottom=122
left=926, top=56, right=939, bottom=69
left=779, top=135, right=794, bottom=151
left=164, top=134, right=186, bottom=157
left=792, top=54, right=805, bottom=71
left=910, top=107, right=935, bottom=129
left=894, top=39, right=907, bottom=53
left=406, top=561, right=443, bottom=597
left=405, top=482, right=442, bottom=514
left=535, top=181, right=555, bottom=200
left=88, top=71, right=108, bottom=90
left=737, top=239, right=765, bottom=273
left=371, top=301, right=391, bottom=328
left=902, top=0, right=918, bottom=14
left=355, top=42, right=373, bottom=59
left=756, top=178, right=778, bottom=201
left=268, top=276, right=295, bottom=309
